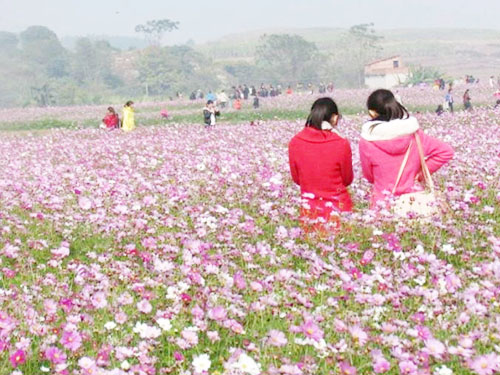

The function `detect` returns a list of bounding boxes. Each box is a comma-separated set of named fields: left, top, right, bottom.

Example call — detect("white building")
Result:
left=364, top=56, right=409, bottom=89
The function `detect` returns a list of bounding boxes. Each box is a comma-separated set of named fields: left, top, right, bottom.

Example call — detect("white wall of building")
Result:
left=365, top=73, right=409, bottom=89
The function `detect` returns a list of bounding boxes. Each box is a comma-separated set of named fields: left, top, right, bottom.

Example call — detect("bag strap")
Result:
left=414, top=132, right=435, bottom=192
left=392, top=141, right=412, bottom=194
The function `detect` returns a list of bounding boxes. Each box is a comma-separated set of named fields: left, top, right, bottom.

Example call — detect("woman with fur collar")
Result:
left=359, top=89, right=454, bottom=209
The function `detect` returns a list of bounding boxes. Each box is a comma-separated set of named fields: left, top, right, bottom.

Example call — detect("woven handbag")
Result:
left=392, top=133, right=439, bottom=218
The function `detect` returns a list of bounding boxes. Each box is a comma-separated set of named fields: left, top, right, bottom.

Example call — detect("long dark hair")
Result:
left=305, top=97, right=339, bottom=130
left=367, top=89, right=409, bottom=126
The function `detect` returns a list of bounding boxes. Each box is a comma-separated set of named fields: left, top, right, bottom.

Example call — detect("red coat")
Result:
left=103, top=113, right=119, bottom=128
left=289, top=127, right=354, bottom=216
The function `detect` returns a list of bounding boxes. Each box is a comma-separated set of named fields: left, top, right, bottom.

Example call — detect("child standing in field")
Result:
left=359, top=89, right=453, bottom=209
left=100, top=107, right=119, bottom=129
left=288, top=97, right=353, bottom=234
left=122, top=101, right=135, bottom=132
left=445, top=89, right=454, bottom=113
left=463, top=89, right=472, bottom=111
left=203, top=100, right=220, bottom=128
left=253, top=96, right=259, bottom=109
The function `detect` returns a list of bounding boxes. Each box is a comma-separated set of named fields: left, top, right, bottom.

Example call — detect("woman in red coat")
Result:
left=288, top=97, right=353, bottom=233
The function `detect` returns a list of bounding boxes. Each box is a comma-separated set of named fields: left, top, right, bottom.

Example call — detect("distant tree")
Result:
left=333, top=23, right=383, bottom=87
left=406, top=65, right=444, bottom=85
left=135, top=19, right=179, bottom=46
left=30, top=84, right=55, bottom=107
left=0, top=31, right=19, bottom=52
left=137, top=45, right=217, bottom=96
left=256, top=34, right=319, bottom=83
left=19, top=25, right=68, bottom=78
left=224, top=62, right=263, bottom=85
left=71, top=38, right=119, bottom=87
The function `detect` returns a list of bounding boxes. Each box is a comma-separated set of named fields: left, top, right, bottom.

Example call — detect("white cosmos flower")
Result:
left=192, top=353, right=211, bottom=373
left=434, top=365, right=453, bottom=375
left=104, top=321, right=117, bottom=330
left=230, top=353, right=261, bottom=375
left=157, top=318, right=172, bottom=331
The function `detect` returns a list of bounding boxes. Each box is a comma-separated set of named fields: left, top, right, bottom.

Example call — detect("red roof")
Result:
left=365, top=55, right=401, bottom=67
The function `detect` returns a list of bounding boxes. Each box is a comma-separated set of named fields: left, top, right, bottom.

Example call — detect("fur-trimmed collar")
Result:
left=321, top=121, right=343, bottom=137
left=360, top=116, right=419, bottom=141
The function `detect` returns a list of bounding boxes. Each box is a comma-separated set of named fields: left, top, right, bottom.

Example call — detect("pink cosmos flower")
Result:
left=267, top=330, right=287, bottom=347
left=349, top=325, right=369, bottom=346
left=91, top=292, right=108, bottom=309
left=45, top=346, right=67, bottom=364
left=137, top=299, right=153, bottom=314
left=9, top=349, right=26, bottom=368
left=425, top=338, right=446, bottom=358
left=300, top=320, right=323, bottom=342
left=174, top=351, right=184, bottom=362
left=191, top=305, right=205, bottom=319
left=51, top=242, right=70, bottom=259
left=207, top=306, right=227, bottom=322
left=78, top=196, right=92, bottom=210
left=339, top=361, right=357, bottom=375
left=181, top=329, right=199, bottom=347
left=233, top=271, right=247, bottom=290
left=470, top=354, right=500, bottom=375
left=360, top=250, right=374, bottom=266
left=373, top=356, right=391, bottom=373
left=416, top=325, right=431, bottom=340
left=399, top=360, right=417, bottom=375
left=60, top=330, right=82, bottom=352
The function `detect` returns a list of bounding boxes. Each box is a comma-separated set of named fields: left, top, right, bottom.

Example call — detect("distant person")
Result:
left=253, top=96, right=259, bottom=109
left=100, top=107, right=120, bottom=130
left=189, top=91, right=197, bottom=101
left=495, top=100, right=500, bottom=109
left=435, top=104, right=445, bottom=116
left=463, top=89, right=472, bottom=111
left=122, top=101, right=135, bottom=132
left=243, top=84, right=250, bottom=100
left=288, top=97, right=353, bottom=234
left=439, top=79, right=445, bottom=91
left=308, top=83, right=314, bottom=95
left=160, top=109, right=169, bottom=120
left=203, top=100, right=220, bottom=128
left=286, top=86, right=293, bottom=95
left=250, top=85, right=257, bottom=96
left=233, top=98, right=242, bottom=110
left=445, top=89, right=454, bottom=113
left=359, top=89, right=453, bottom=209
left=218, top=90, right=229, bottom=108
left=206, top=91, right=216, bottom=103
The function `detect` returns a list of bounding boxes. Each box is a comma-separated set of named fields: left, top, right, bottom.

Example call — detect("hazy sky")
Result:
left=2, top=0, right=500, bottom=44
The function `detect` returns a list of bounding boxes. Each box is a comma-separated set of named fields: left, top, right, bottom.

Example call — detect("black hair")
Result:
left=125, top=100, right=134, bottom=107
left=367, top=89, right=409, bottom=125
left=107, top=107, right=115, bottom=113
left=206, top=100, right=213, bottom=105
left=305, top=97, right=339, bottom=130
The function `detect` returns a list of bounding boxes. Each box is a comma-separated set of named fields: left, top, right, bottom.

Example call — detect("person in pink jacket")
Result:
left=359, top=89, right=454, bottom=209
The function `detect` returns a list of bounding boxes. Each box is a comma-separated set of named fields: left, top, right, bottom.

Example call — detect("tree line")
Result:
left=0, top=21, right=386, bottom=108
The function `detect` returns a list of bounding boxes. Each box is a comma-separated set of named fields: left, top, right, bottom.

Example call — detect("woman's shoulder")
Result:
left=360, top=116, right=419, bottom=141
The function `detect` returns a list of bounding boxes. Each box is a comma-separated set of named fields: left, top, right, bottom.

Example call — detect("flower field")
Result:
left=0, top=98, right=499, bottom=375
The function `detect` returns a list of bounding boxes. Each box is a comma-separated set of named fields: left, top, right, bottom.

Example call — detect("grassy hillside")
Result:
left=195, top=27, right=500, bottom=77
